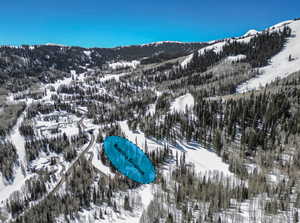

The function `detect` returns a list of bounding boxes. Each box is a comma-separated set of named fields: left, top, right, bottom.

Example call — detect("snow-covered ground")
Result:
left=199, top=41, right=227, bottom=55
left=146, top=103, right=156, bottom=116
left=237, top=20, right=300, bottom=93
left=88, top=120, right=234, bottom=222
left=0, top=70, right=88, bottom=213
left=145, top=90, right=162, bottom=116
left=91, top=143, right=115, bottom=177
left=119, top=120, right=232, bottom=177
left=174, top=140, right=232, bottom=176
left=119, top=121, right=162, bottom=153
left=35, top=113, right=80, bottom=139
left=0, top=111, right=29, bottom=205
left=180, top=37, right=249, bottom=68
left=170, top=93, right=194, bottom=113
left=108, top=61, right=140, bottom=70
left=180, top=53, right=193, bottom=68
left=83, top=50, right=92, bottom=58
left=270, top=20, right=294, bottom=29
left=100, top=72, right=128, bottom=82
left=87, top=122, right=156, bottom=223
left=180, top=19, right=297, bottom=76
left=57, top=183, right=154, bottom=223
left=243, top=29, right=258, bottom=37
left=224, top=54, right=246, bottom=63
left=141, top=41, right=184, bottom=46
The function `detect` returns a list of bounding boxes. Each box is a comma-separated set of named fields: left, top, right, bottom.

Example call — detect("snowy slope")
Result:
left=180, top=19, right=297, bottom=71
left=243, top=29, right=258, bottom=37
left=100, top=72, right=128, bottom=82
left=180, top=39, right=241, bottom=68
left=237, top=20, right=300, bottom=92
left=0, top=112, right=29, bottom=204
left=170, top=93, right=194, bottom=113
left=173, top=140, right=232, bottom=176
left=180, top=53, right=193, bottom=68
left=199, top=41, right=227, bottom=55
left=224, top=54, right=246, bottom=63
left=88, top=123, right=155, bottom=223
left=58, top=184, right=154, bottom=223
left=109, top=60, right=140, bottom=70
left=119, top=120, right=232, bottom=177
left=119, top=121, right=162, bottom=153
left=269, top=20, right=293, bottom=29
left=91, top=143, right=115, bottom=177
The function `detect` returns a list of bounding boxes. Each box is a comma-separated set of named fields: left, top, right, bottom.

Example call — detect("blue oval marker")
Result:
left=103, top=136, right=156, bottom=184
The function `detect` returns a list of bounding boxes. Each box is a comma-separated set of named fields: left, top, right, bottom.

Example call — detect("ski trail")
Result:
left=0, top=111, right=29, bottom=204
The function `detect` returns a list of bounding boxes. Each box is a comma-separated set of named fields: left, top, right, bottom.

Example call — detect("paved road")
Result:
left=51, top=118, right=95, bottom=194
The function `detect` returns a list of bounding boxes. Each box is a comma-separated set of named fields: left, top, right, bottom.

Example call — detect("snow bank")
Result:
left=170, top=93, right=194, bottom=113
left=237, top=20, right=300, bottom=93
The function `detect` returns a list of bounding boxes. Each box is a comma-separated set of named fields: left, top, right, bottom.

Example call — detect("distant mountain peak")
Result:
left=141, top=41, right=185, bottom=46
left=45, top=43, right=67, bottom=47
left=243, top=29, right=258, bottom=37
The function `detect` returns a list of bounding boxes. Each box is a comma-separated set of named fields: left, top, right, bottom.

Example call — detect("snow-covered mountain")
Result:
left=180, top=19, right=300, bottom=92
left=237, top=19, right=300, bottom=92
left=1, top=18, right=300, bottom=223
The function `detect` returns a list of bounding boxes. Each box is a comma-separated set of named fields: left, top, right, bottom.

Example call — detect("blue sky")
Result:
left=1, top=0, right=299, bottom=48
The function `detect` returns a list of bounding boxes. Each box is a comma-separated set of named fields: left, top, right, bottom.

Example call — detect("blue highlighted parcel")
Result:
left=103, top=136, right=156, bottom=184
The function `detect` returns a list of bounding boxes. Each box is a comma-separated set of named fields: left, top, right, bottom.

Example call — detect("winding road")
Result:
left=9, top=117, right=97, bottom=222
left=51, top=117, right=95, bottom=193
